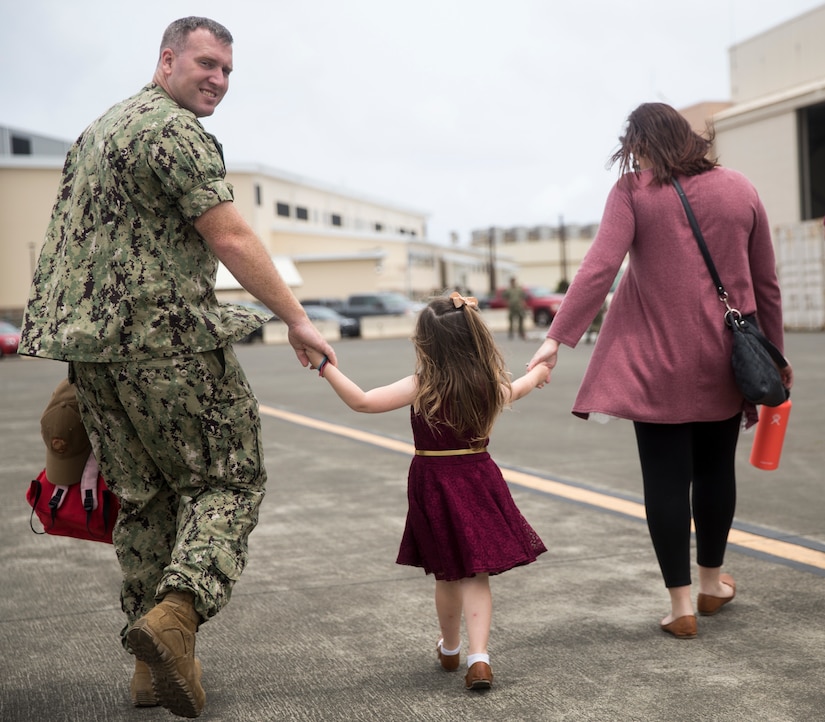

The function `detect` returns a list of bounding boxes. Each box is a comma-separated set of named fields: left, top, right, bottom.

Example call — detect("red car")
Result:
left=0, top=321, right=20, bottom=358
left=487, top=285, right=565, bottom=326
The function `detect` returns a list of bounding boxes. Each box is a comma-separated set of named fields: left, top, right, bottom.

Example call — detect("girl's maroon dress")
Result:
left=396, top=409, right=546, bottom=581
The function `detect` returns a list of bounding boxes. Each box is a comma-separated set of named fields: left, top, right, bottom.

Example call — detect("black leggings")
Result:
left=633, top=415, right=740, bottom=588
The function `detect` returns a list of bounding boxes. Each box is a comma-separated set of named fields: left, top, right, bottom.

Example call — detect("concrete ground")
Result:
left=1, top=330, right=823, bottom=722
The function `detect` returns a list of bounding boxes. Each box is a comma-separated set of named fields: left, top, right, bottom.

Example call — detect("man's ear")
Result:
left=159, top=48, right=175, bottom=74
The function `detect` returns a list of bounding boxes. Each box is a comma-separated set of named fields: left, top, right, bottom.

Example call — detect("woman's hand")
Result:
left=527, top=337, right=560, bottom=373
left=781, top=362, right=794, bottom=391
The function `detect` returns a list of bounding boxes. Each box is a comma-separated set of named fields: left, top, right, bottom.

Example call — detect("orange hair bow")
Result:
left=450, top=291, right=478, bottom=309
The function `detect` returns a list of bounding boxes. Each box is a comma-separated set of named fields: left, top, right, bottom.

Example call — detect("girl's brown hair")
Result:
left=413, top=296, right=511, bottom=442
left=610, top=102, right=719, bottom=185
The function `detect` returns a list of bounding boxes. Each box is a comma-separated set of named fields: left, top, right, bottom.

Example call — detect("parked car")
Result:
left=0, top=321, right=20, bottom=358
left=487, top=285, right=565, bottom=326
left=341, top=292, right=420, bottom=320
left=299, top=297, right=347, bottom=313
left=302, top=304, right=360, bottom=338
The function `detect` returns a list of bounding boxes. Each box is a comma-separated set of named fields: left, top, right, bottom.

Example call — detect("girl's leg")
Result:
left=633, top=421, right=694, bottom=624
left=692, top=415, right=739, bottom=598
left=434, top=580, right=463, bottom=651
left=460, top=574, right=492, bottom=655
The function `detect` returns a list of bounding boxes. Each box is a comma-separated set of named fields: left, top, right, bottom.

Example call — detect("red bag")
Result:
left=26, top=468, right=119, bottom=544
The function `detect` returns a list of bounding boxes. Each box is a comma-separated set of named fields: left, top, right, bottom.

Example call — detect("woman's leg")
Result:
left=633, top=421, right=694, bottom=623
left=460, top=574, right=492, bottom=655
left=692, top=415, right=739, bottom=597
left=434, top=580, right=463, bottom=651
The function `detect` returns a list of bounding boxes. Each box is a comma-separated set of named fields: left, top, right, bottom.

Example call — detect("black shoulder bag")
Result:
left=672, top=178, right=789, bottom=407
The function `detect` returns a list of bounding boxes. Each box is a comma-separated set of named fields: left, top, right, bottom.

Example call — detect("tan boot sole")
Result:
left=128, top=619, right=205, bottom=718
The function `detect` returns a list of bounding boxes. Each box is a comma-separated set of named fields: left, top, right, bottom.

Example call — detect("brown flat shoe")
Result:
left=465, top=661, right=493, bottom=690
left=436, top=639, right=460, bottom=672
left=697, top=573, right=736, bottom=616
left=660, top=614, right=697, bottom=639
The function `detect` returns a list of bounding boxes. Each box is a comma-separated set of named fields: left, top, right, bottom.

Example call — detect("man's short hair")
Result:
left=160, top=17, right=233, bottom=56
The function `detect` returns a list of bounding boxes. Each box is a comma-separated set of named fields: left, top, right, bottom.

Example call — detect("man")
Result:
left=19, top=17, right=336, bottom=718
left=503, top=277, right=527, bottom=340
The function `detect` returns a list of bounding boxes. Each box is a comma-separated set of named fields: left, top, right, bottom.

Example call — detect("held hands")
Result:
left=287, top=317, right=337, bottom=369
left=531, top=362, right=552, bottom=389
left=305, top=346, right=326, bottom=370
left=527, top=337, right=559, bottom=373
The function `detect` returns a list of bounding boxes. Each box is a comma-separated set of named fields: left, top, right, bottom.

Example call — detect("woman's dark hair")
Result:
left=609, top=102, right=719, bottom=185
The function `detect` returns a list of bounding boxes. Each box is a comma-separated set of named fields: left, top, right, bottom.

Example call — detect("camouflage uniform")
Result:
left=503, top=284, right=527, bottom=339
left=19, top=84, right=270, bottom=642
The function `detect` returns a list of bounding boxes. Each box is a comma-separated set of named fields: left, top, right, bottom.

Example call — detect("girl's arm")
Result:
left=506, top=363, right=551, bottom=403
left=306, top=348, right=416, bottom=413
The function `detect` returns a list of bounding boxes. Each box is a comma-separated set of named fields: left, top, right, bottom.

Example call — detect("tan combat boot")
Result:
left=130, top=658, right=157, bottom=707
left=127, top=591, right=205, bottom=718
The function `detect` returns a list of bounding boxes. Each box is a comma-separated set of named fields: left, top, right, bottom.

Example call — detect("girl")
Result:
left=305, top=292, right=550, bottom=690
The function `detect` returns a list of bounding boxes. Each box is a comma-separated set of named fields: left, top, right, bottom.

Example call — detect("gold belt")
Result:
left=414, top=448, right=486, bottom=456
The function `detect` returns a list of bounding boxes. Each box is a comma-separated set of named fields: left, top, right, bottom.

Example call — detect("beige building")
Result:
left=0, top=137, right=506, bottom=321
left=222, top=164, right=498, bottom=302
left=713, top=4, right=825, bottom=227
left=710, top=4, right=825, bottom=329
left=470, top=224, right=598, bottom=293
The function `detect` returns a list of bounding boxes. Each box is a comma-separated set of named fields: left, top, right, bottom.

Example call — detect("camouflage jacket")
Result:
left=20, top=84, right=267, bottom=362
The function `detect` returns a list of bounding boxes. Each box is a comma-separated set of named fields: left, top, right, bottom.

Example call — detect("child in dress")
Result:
left=305, top=292, right=551, bottom=690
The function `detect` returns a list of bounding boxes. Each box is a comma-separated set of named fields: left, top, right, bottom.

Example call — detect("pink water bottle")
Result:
left=750, top=399, right=792, bottom=471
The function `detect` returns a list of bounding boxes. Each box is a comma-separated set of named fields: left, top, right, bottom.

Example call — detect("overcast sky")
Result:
left=3, top=0, right=824, bottom=243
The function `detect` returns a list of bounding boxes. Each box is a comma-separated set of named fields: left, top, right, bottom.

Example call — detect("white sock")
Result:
left=467, top=653, right=490, bottom=668
left=438, top=639, right=461, bottom=656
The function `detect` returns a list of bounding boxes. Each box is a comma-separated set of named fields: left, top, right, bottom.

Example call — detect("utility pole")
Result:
left=488, top=226, right=497, bottom=294
left=558, top=215, right=569, bottom=291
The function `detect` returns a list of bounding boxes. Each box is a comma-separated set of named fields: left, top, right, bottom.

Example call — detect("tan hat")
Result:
left=40, top=379, right=92, bottom=487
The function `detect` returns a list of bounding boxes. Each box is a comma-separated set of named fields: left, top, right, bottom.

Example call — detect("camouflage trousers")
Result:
left=70, top=346, right=266, bottom=646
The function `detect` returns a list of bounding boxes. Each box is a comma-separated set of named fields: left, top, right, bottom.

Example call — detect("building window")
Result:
left=254, top=184, right=262, bottom=206
left=331, top=214, right=342, bottom=227
left=276, top=202, right=290, bottom=217
left=11, top=136, right=31, bottom=155
left=296, top=206, right=309, bottom=220
left=374, top=222, right=383, bottom=232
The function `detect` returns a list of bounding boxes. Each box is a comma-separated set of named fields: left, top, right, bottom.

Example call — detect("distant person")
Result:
left=503, top=278, right=527, bottom=340
left=305, top=292, right=550, bottom=689
left=19, top=16, right=336, bottom=718
left=527, top=102, right=792, bottom=639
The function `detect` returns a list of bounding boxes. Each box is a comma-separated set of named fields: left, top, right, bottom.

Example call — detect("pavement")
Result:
left=1, top=330, right=824, bottom=722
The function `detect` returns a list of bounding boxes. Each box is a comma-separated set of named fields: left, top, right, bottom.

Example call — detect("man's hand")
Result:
left=287, top=317, right=337, bottom=368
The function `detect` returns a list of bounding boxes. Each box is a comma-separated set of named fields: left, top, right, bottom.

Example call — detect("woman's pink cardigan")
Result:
left=547, top=167, right=784, bottom=426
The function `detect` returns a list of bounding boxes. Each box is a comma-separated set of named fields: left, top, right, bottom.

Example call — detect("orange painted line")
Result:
left=260, top=405, right=825, bottom=572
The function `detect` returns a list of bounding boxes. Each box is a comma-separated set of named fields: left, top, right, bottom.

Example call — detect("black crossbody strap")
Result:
left=672, top=178, right=727, bottom=299
left=672, top=177, right=788, bottom=371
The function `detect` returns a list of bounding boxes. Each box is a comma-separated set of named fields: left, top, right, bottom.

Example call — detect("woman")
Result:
left=528, top=102, right=793, bottom=638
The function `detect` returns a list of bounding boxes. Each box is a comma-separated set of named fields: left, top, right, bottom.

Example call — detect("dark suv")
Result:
left=342, top=292, right=418, bottom=319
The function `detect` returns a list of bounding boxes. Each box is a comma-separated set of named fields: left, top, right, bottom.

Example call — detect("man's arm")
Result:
left=195, top=201, right=336, bottom=367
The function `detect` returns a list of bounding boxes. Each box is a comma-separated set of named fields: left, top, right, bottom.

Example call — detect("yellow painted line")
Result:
left=260, top=405, right=825, bottom=572
left=260, top=405, right=414, bottom=455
